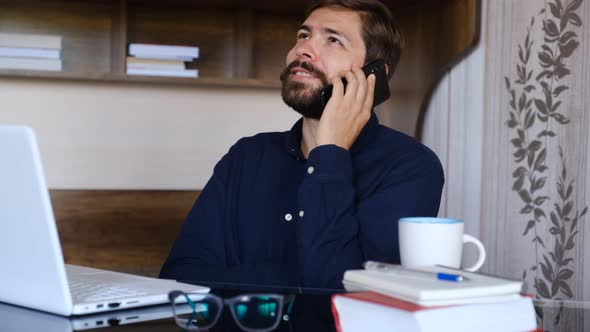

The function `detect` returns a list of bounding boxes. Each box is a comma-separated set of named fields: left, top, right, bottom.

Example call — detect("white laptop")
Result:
left=0, top=125, right=208, bottom=316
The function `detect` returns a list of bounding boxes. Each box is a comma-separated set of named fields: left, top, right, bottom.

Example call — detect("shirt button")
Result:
left=307, top=166, right=315, bottom=174
left=299, top=210, right=304, bottom=217
left=285, top=213, right=293, bottom=221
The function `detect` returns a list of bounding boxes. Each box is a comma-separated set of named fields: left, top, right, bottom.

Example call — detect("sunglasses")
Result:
left=168, top=290, right=295, bottom=332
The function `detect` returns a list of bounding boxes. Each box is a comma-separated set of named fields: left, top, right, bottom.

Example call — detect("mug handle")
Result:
left=462, top=234, right=486, bottom=272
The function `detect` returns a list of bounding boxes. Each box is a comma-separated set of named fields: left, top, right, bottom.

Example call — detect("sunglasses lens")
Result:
left=231, top=296, right=281, bottom=329
left=174, top=296, right=221, bottom=329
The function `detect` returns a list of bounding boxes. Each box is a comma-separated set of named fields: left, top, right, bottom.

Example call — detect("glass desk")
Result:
left=1, top=279, right=589, bottom=332
left=0, top=281, right=339, bottom=332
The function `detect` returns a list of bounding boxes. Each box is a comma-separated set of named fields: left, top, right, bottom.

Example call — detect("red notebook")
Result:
left=331, top=291, right=538, bottom=332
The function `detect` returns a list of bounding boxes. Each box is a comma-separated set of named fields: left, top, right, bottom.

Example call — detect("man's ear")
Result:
left=385, top=63, right=390, bottom=77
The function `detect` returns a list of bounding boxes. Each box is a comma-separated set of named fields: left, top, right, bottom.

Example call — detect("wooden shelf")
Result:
left=122, top=75, right=281, bottom=89
left=0, top=69, right=282, bottom=89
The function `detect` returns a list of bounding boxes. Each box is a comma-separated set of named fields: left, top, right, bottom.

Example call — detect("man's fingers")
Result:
left=352, top=65, right=367, bottom=109
left=343, top=70, right=358, bottom=104
left=330, top=76, right=344, bottom=104
left=362, top=74, right=376, bottom=113
left=318, top=68, right=374, bottom=150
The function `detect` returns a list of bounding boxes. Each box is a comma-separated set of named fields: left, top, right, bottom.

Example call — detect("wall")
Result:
left=382, top=0, right=476, bottom=137
left=0, top=78, right=299, bottom=189
left=421, top=0, right=485, bottom=268
left=0, top=70, right=407, bottom=273
left=423, top=0, right=589, bottom=330
left=483, top=1, right=589, bottom=329
left=0, top=78, right=415, bottom=190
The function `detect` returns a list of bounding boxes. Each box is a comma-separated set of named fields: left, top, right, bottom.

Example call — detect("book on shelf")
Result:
left=343, top=265, right=524, bottom=306
left=131, top=54, right=196, bottom=61
left=0, top=57, right=62, bottom=71
left=128, top=43, right=199, bottom=61
left=331, top=291, right=537, bottom=332
left=126, top=56, right=186, bottom=71
left=0, top=33, right=62, bottom=49
left=126, top=67, right=198, bottom=78
left=0, top=47, right=60, bottom=59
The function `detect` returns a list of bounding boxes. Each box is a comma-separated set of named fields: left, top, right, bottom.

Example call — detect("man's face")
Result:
left=281, top=7, right=367, bottom=119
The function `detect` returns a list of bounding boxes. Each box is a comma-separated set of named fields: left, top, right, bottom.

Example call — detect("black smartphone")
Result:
left=319, top=59, right=390, bottom=109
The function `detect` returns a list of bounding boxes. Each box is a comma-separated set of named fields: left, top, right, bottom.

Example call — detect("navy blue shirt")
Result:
left=160, top=112, right=444, bottom=289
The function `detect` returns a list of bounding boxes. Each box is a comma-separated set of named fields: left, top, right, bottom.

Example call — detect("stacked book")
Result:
left=0, top=33, right=62, bottom=71
left=332, top=264, right=538, bottom=332
left=126, top=43, right=199, bottom=78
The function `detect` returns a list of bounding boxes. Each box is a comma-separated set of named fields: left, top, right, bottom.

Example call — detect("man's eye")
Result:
left=297, top=33, right=309, bottom=39
left=329, top=37, right=342, bottom=46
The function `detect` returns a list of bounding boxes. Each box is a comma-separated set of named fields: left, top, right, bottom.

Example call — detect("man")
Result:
left=160, top=0, right=444, bottom=289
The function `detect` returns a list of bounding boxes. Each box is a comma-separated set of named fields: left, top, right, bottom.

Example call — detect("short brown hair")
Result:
left=306, top=0, right=404, bottom=79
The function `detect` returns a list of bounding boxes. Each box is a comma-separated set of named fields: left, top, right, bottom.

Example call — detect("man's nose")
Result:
left=295, top=40, right=316, bottom=61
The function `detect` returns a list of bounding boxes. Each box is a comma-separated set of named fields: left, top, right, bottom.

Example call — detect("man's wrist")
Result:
left=307, top=145, right=353, bottom=182
left=315, top=137, right=351, bottom=151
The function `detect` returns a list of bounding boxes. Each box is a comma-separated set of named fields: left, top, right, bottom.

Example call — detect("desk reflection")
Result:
left=0, top=301, right=184, bottom=331
left=5, top=292, right=590, bottom=331
left=0, top=286, right=336, bottom=332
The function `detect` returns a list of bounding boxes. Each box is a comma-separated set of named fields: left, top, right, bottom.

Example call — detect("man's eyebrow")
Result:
left=298, top=25, right=311, bottom=32
left=323, top=27, right=350, bottom=42
left=297, top=25, right=350, bottom=43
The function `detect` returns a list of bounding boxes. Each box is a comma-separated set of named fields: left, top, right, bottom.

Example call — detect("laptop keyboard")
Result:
left=69, top=277, right=148, bottom=302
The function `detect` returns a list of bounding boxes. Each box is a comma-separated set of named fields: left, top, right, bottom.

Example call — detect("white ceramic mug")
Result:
left=398, top=217, right=486, bottom=272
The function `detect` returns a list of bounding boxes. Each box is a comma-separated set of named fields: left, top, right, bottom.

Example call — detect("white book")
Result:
left=126, top=67, right=198, bottom=78
left=0, top=47, right=60, bottom=59
left=129, top=43, right=199, bottom=59
left=0, top=33, right=61, bottom=49
left=343, top=265, right=523, bottom=307
left=126, top=56, right=186, bottom=70
left=0, top=57, right=62, bottom=71
left=131, top=53, right=196, bottom=61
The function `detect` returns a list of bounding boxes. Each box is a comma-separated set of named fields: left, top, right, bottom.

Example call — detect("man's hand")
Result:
left=316, top=64, right=376, bottom=150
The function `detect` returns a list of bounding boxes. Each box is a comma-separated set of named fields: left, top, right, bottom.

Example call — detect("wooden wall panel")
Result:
left=50, top=190, right=199, bottom=277
left=420, top=0, right=484, bottom=268
left=252, top=13, right=301, bottom=81
left=381, top=0, right=477, bottom=136
left=0, top=0, right=115, bottom=77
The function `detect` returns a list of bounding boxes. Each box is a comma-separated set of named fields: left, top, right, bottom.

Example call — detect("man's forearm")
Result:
left=296, top=144, right=364, bottom=288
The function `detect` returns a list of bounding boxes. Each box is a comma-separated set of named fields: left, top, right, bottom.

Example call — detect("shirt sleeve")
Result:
left=159, top=141, right=300, bottom=286
left=296, top=144, right=444, bottom=288
left=158, top=166, right=229, bottom=281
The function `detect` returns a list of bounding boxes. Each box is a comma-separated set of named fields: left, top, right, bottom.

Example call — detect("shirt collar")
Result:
left=285, top=111, right=379, bottom=159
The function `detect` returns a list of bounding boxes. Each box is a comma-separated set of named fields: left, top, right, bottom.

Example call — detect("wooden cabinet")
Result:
left=0, top=0, right=476, bottom=88
left=0, top=0, right=305, bottom=88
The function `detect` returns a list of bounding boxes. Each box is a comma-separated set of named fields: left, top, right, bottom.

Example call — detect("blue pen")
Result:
left=363, top=261, right=466, bottom=282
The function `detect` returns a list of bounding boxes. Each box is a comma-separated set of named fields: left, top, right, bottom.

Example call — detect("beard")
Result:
left=280, top=60, right=330, bottom=120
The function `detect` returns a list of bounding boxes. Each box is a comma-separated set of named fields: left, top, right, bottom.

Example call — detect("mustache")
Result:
left=279, top=60, right=328, bottom=85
